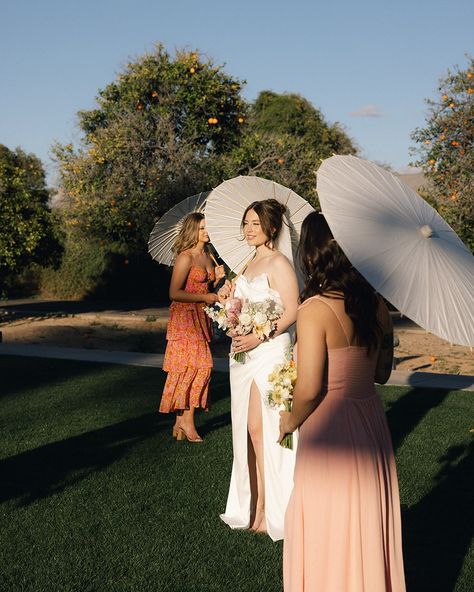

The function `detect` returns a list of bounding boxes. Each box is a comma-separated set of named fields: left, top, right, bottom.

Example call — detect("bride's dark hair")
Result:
left=298, top=211, right=381, bottom=353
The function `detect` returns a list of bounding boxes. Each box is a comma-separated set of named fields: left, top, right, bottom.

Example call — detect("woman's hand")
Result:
left=214, top=265, right=226, bottom=283
left=278, top=410, right=296, bottom=443
left=231, top=333, right=261, bottom=353
left=204, top=292, right=219, bottom=305
left=217, top=280, right=234, bottom=304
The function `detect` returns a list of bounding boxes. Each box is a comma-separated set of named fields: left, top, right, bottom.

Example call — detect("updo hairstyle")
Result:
left=241, top=198, right=287, bottom=248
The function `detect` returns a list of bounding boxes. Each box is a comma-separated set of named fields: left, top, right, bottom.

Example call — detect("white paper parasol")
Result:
left=205, top=176, right=314, bottom=274
left=148, top=191, right=209, bottom=266
left=316, top=155, right=474, bottom=347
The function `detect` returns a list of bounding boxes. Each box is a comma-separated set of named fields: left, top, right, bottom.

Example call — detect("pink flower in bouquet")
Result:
left=225, top=297, right=242, bottom=327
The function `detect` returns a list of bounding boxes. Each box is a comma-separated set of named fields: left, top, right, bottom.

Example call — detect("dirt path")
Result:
left=1, top=315, right=473, bottom=375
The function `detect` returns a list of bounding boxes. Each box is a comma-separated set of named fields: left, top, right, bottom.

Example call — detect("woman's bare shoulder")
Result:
left=174, top=251, right=193, bottom=267
left=267, top=252, right=295, bottom=278
left=296, top=299, right=329, bottom=338
left=271, top=251, right=293, bottom=266
left=298, top=297, right=333, bottom=317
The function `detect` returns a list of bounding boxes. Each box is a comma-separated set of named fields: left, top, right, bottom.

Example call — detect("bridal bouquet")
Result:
left=204, top=296, right=284, bottom=363
left=203, top=297, right=242, bottom=332
left=267, top=347, right=297, bottom=449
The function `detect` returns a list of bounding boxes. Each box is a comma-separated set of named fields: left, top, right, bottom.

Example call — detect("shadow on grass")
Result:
left=383, top=386, right=472, bottom=589
left=0, top=365, right=230, bottom=507
left=403, top=441, right=474, bottom=592
left=0, top=411, right=169, bottom=507
left=0, top=355, right=123, bottom=399
left=208, top=372, right=231, bottom=404
left=384, top=387, right=450, bottom=452
left=198, top=372, right=231, bottom=436
left=200, top=411, right=232, bottom=437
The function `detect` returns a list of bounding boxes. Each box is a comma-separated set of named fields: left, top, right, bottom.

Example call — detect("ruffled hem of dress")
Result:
left=159, top=367, right=211, bottom=412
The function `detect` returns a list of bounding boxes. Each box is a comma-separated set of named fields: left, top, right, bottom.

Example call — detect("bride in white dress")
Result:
left=218, top=199, right=299, bottom=541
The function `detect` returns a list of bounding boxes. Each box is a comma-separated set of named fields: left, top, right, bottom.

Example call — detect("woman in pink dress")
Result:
left=160, top=213, right=224, bottom=442
left=279, top=212, right=406, bottom=591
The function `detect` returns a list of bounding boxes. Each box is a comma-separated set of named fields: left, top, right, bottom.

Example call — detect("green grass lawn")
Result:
left=0, top=355, right=472, bottom=592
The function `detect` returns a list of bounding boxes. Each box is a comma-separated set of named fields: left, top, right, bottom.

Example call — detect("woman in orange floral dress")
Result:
left=160, top=212, right=225, bottom=442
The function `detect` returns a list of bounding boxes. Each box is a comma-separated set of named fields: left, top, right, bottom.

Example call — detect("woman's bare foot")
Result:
left=251, top=516, right=267, bottom=534
left=250, top=507, right=265, bottom=531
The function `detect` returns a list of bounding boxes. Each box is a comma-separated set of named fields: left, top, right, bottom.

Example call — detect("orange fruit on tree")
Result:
left=448, top=102, right=455, bottom=108
left=424, top=140, right=430, bottom=145
left=467, top=88, right=473, bottom=94
left=238, top=117, right=245, bottom=124
left=151, top=91, right=158, bottom=97
left=190, top=67, right=196, bottom=74
left=277, top=158, right=285, bottom=164
left=441, top=94, right=449, bottom=101
left=467, top=72, right=473, bottom=79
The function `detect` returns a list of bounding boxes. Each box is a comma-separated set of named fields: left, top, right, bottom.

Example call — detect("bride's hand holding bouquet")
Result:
left=204, top=282, right=285, bottom=363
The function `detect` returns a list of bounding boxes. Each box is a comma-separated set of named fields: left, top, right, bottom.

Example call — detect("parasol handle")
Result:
left=209, top=253, right=220, bottom=267
left=232, top=253, right=257, bottom=283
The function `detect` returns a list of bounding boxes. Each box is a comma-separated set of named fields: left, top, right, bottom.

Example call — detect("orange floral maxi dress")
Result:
left=159, top=266, right=215, bottom=413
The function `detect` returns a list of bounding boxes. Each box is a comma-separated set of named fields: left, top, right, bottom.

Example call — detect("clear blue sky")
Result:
left=1, top=0, right=472, bottom=183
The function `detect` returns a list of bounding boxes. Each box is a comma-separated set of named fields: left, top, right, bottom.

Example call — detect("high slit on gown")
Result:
left=220, top=273, right=298, bottom=541
left=284, top=295, right=406, bottom=591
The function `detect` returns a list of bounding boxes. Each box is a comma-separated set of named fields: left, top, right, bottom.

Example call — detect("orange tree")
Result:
left=49, top=47, right=358, bottom=298
left=54, top=44, right=247, bottom=250
left=411, top=56, right=473, bottom=251
left=216, top=91, right=357, bottom=206
left=0, top=145, right=61, bottom=293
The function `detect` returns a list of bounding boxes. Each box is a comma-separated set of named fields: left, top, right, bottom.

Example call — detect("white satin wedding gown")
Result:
left=220, top=272, right=298, bottom=541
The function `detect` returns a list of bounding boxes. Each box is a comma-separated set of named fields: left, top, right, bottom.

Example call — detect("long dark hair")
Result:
left=241, top=199, right=287, bottom=247
left=298, top=211, right=381, bottom=353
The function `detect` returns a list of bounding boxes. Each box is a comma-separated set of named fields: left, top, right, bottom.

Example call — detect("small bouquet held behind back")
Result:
left=267, top=345, right=297, bottom=449
left=204, top=295, right=284, bottom=363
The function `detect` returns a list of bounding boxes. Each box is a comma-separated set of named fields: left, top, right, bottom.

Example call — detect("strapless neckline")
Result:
left=240, top=272, right=269, bottom=285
